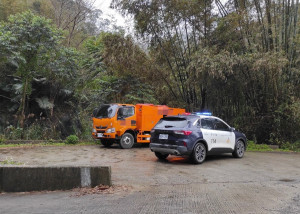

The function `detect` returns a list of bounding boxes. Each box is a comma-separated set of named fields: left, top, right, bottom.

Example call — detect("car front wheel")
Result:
left=233, top=140, right=245, bottom=158
left=190, top=142, right=206, bottom=164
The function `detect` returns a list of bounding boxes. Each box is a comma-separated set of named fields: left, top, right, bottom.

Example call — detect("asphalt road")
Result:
left=0, top=144, right=299, bottom=214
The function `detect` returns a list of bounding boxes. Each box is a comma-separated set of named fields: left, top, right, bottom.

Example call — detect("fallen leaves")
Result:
left=71, top=184, right=133, bottom=197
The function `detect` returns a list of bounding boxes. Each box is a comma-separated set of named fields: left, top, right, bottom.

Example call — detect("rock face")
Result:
left=0, top=166, right=111, bottom=192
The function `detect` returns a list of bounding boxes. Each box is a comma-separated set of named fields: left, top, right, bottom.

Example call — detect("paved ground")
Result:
left=0, top=144, right=299, bottom=214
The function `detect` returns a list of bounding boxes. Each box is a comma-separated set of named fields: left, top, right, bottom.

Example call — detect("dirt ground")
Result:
left=0, top=144, right=299, bottom=214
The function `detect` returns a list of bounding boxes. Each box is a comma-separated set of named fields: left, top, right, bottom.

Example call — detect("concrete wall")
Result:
left=0, top=166, right=111, bottom=192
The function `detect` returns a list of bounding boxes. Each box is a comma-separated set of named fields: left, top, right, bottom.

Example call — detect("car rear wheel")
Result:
left=155, top=152, right=169, bottom=160
left=190, top=142, right=206, bottom=164
left=101, top=139, right=113, bottom=148
left=233, top=140, right=245, bottom=158
left=120, top=133, right=135, bottom=149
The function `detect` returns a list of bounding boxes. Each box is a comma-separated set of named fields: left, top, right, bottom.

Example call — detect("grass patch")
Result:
left=0, top=141, right=98, bottom=148
left=0, top=157, right=23, bottom=165
left=247, top=141, right=294, bottom=152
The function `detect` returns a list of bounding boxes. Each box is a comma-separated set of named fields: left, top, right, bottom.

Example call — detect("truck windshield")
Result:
left=155, top=118, right=188, bottom=128
left=95, top=105, right=118, bottom=118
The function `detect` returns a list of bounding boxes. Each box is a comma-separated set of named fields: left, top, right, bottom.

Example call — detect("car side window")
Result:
left=200, top=118, right=214, bottom=130
left=213, top=119, right=230, bottom=131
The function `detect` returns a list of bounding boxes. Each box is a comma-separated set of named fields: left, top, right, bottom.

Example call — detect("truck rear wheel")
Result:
left=120, top=133, right=134, bottom=149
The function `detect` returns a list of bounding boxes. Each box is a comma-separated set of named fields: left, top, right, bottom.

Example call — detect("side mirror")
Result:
left=117, top=108, right=124, bottom=120
left=230, top=127, right=235, bottom=132
left=92, top=108, right=98, bottom=117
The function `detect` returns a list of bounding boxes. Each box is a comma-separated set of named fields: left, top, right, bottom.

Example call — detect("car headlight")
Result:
left=106, top=128, right=115, bottom=133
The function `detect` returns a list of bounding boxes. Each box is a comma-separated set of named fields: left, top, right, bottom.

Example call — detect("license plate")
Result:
left=97, top=133, right=103, bottom=137
left=159, top=134, right=168, bottom=140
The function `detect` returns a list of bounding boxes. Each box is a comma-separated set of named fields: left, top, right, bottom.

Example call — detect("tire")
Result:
left=101, top=139, right=113, bottom=148
left=233, top=140, right=245, bottom=158
left=190, top=142, right=206, bottom=164
left=120, top=133, right=135, bottom=149
left=155, top=152, right=169, bottom=160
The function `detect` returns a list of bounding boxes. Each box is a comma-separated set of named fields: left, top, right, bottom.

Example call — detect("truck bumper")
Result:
left=92, top=132, right=118, bottom=139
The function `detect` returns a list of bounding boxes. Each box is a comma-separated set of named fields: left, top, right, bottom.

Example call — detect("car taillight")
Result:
left=174, top=130, right=192, bottom=135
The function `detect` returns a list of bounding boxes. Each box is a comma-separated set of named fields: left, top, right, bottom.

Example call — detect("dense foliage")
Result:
left=0, top=0, right=299, bottom=147
left=112, top=0, right=300, bottom=145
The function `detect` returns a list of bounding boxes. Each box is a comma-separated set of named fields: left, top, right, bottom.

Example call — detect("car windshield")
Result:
left=95, top=105, right=118, bottom=118
left=155, top=117, right=188, bottom=128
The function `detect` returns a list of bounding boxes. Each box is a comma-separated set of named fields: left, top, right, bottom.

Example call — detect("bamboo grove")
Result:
left=112, top=0, right=300, bottom=145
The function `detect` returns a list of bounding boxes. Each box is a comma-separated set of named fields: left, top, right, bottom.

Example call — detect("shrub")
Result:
left=4, top=125, right=23, bottom=140
left=247, top=141, right=273, bottom=151
left=281, top=140, right=300, bottom=152
left=76, top=113, right=93, bottom=141
left=65, top=135, right=79, bottom=144
left=0, top=134, right=5, bottom=144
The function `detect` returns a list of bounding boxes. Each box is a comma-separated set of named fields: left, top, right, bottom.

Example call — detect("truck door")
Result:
left=117, top=106, right=136, bottom=128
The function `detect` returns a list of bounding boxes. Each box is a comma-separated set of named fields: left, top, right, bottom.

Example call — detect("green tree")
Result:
left=80, top=32, right=157, bottom=109
left=112, top=0, right=215, bottom=110
left=0, top=0, right=25, bottom=21
left=0, top=11, right=81, bottom=134
left=0, top=11, right=61, bottom=129
left=113, top=0, right=300, bottom=144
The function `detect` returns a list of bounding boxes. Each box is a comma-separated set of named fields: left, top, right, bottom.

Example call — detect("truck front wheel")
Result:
left=120, top=133, right=134, bottom=149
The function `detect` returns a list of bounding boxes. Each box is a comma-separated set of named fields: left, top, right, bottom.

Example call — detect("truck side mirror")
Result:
left=117, top=108, right=124, bottom=120
left=92, top=108, right=98, bottom=117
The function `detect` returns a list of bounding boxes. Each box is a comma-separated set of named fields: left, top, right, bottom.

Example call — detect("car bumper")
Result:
left=150, top=143, right=189, bottom=156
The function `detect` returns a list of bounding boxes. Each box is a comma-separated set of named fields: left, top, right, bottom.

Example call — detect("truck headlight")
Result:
left=93, top=128, right=96, bottom=133
left=106, top=128, right=115, bottom=133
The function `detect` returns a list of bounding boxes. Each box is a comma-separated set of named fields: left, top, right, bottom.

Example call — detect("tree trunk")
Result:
left=19, top=77, right=29, bottom=139
left=265, top=0, right=274, bottom=50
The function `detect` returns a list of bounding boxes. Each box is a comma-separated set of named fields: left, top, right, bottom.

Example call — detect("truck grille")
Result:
left=96, top=126, right=107, bottom=129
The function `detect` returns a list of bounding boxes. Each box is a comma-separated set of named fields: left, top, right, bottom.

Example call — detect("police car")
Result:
left=149, top=113, right=247, bottom=164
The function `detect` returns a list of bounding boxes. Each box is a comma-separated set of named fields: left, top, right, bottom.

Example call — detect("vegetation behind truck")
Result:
left=92, top=104, right=185, bottom=148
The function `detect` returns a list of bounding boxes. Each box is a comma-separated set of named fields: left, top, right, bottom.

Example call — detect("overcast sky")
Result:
left=95, top=0, right=126, bottom=26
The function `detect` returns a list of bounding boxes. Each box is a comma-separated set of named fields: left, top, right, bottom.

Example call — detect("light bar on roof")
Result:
left=194, top=112, right=212, bottom=116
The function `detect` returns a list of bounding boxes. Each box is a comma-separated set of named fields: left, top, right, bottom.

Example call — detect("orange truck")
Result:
left=92, top=103, right=185, bottom=148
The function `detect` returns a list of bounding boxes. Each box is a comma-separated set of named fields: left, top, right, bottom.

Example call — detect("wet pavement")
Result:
left=0, top=144, right=299, bottom=213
